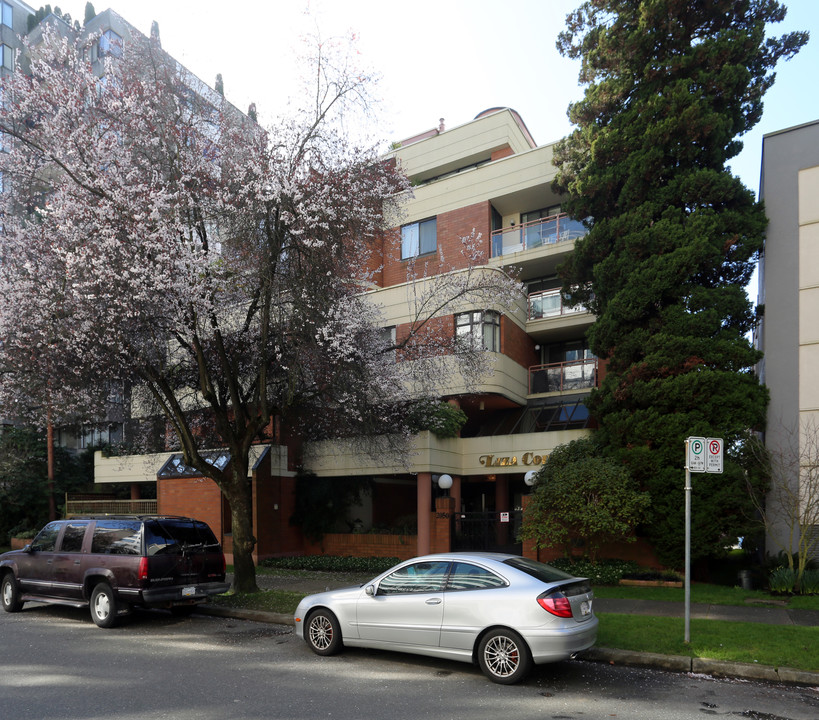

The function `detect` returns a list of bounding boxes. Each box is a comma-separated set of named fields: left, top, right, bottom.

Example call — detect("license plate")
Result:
left=182, top=586, right=196, bottom=597
left=580, top=600, right=591, bottom=616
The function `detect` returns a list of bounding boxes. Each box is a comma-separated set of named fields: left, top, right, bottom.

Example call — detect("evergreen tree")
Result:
left=553, top=0, right=807, bottom=566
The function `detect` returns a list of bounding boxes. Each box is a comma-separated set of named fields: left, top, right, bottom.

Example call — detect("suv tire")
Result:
left=90, top=583, right=119, bottom=628
left=1, top=572, right=23, bottom=613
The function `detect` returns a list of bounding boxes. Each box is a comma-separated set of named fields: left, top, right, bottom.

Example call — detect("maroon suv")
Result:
left=0, top=515, right=230, bottom=627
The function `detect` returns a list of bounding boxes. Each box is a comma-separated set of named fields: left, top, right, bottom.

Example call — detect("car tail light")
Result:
left=138, top=557, right=149, bottom=582
left=538, top=590, right=573, bottom=618
left=221, top=553, right=226, bottom=574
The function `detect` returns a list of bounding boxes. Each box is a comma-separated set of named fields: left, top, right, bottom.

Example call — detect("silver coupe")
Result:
left=294, top=552, right=598, bottom=684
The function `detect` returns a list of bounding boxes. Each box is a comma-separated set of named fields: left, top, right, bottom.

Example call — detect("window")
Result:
left=377, top=561, right=450, bottom=595
left=447, top=562, right=507, bottom=591
left=143, top=519, right=220, bottom=557
left=380, top=326, right=396, bottom=362
left=99, top=29, right=123, bottom=58
left=92, top=520, right=141, bottom=555
left=1, top=2, right=11, bottom=28
left=30, top=522, right=62, bottom=552
left=1, top=44, right=13, bottom=71
left=59, top=522, right=89, bottom=553
left=401, top=217, right=436, bottom=259
left=456, top=310, right=501, bottom=352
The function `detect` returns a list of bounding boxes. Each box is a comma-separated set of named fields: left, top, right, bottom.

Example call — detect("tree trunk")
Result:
left=225, top=466, right=259, bottom=594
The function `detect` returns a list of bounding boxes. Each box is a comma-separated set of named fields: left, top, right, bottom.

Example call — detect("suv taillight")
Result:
left=221, top=553, right=226, bottom=575
left=538, top=591, right=573, bottom=618
left=138, top=556, right=149, bottom=582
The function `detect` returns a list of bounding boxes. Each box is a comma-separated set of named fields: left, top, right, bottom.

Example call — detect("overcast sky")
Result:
left=53, top=0, right=819, bottom=197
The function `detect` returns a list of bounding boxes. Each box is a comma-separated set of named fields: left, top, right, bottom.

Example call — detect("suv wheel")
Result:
left=1, top=573, right=23, bottom=613
left=90, top=583, right=119, bottom=628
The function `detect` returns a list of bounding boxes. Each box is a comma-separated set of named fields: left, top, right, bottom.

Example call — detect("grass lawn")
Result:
left=594, top=582, right=819, bottom=611
left=597, top=613, right=819, bottom=672
left=210, top=589, right=305, bottom=615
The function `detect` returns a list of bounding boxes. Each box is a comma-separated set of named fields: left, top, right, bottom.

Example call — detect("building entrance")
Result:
left=450, top=510, right=522, bottom=555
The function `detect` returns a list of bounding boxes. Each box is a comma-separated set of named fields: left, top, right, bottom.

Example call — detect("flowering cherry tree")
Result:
left=0, top=26, right=520, bottom=591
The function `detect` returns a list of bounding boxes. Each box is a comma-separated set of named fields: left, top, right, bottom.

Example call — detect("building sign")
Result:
left=479, top=452, right=548, bottom=468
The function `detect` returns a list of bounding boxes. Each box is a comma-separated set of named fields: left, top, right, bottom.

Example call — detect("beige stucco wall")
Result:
left=94, top=444, right=288, bottom=484
left=399, top=145, right=557, bottom=225
left=304, top=429, right=590, bottom=478
left=391, top=109, right=534, bottom=182
left=800, top=166, right=819, bottom=431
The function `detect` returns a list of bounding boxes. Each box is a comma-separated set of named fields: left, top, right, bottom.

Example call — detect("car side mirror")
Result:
left=23, top=544, right=33, bottom=553
left=365, top=584, right=375, bottom=597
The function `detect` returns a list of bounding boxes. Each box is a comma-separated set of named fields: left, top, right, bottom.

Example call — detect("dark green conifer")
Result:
left=553, top=1, right=808, bottom=565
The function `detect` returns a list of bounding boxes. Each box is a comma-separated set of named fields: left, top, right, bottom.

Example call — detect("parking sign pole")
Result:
left=684, top=440, right=691, bottom=644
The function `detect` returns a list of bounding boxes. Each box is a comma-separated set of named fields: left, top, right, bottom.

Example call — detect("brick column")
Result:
left=417, top=472, right=432, bottom=556
left=432, top=496, right=454, bottom=553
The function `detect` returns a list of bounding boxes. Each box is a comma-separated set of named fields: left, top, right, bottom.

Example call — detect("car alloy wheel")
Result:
left=306, top=609, right=342, bottom=656
left=478, top=629, right=532, bottom=684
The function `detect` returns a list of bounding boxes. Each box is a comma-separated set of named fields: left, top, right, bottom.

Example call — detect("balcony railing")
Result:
left=65, top=499, right=158, bottom=517
left=529, top=358, right=598, bottom=395
left=491, top=213, right=587, bottom=258
left=528, top=288, right=588, bottom=320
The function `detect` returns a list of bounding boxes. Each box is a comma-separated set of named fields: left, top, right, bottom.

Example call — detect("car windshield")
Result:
left=144, top=519, right=220, bottom=556
left=503, top=557, right=575, bottom=583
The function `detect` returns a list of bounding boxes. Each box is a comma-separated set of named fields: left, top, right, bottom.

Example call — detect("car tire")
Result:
left=1, top=573, right=23, bottom=613
left=477, top=628, right=532, bottom=684
left=90, top=583, right=119, bottom=628
left=305, top=609, right=343, bottom=656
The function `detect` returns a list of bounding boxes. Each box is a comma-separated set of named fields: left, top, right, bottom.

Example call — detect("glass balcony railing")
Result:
left=529, top=359, right=598, bottom=395
left=527, top=288, right=588, bottom=320
left=491, top=213, right=587, bottom=259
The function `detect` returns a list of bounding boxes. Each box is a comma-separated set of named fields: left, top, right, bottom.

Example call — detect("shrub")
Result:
left=408, top=399, right=467, bottom=439
left=548, top=557, right=639, bottom=586
left=768, top=566, right=796, bottom=594
left=520, top=438, right=650, bottom=561
left=260, top=555, right=398, bottom=574
left=800, top=569, right=819, bottom=595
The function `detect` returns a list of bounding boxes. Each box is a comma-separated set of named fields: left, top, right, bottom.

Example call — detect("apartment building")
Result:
left=95, top=108, right=598, bottom=560
left=2, top=6, right=229, bottom=452
left=758, top=119, right=819, bottom=560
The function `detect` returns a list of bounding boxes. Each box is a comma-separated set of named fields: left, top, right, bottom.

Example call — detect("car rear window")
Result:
left=92, top=520, right=142, bottom=555
left=447, top=562, right=507, bottom=591
left=144, top=519, right=220, bottom=557
left=503, top=557, right=575, bottom=583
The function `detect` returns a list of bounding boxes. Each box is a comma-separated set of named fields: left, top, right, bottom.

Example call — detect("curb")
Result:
left=198, top=606, right=819, bottom=688
left=582, top=647, right=819, bottom=687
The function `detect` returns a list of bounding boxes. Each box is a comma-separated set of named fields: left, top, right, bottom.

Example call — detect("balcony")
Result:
left=491, top=213, right=587, bottom=259
left=528, top=288, right=588, bottom=320
left=529, top=358, right=598, bottom=395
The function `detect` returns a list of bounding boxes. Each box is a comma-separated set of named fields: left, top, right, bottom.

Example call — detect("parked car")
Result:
left=0, top=515, right=230, bottom=628
left=294, top=552, right=597, bottom=684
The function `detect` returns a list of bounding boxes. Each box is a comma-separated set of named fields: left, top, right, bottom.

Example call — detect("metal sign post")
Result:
left=684, top=436, right=723, bottom=644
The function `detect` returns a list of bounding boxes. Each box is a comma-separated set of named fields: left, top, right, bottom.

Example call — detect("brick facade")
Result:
left=382, top=201, right=492, bottom=288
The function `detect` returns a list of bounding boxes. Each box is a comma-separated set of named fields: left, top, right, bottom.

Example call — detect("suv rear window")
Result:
left=92, top=520, right=142, bottom=555
left=144, top=519, right=220, bottom=557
